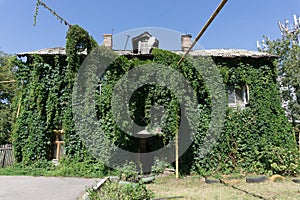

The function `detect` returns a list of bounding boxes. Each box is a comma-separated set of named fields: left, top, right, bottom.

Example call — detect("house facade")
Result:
left=14, top=31, right=297, bottom=174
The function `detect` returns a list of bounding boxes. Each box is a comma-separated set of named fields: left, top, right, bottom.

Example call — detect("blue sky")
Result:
left=0, top=0, right=299, bottom=54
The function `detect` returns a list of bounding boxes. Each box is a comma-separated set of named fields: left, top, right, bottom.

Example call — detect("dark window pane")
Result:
left=236, top=88, right=244, bottom=104
left=228, top=85, right=235, bottom=103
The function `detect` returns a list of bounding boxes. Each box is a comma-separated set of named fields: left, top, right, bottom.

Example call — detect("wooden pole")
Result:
left=53, top=130, right=64, bottom=160
left=174, top=0, right=228, bottom=180
left=16, top=82, right=24, bottom=118
left=294, top=127, right=300, bottom=154
left=174, top=102, right=180, bottom=180
left=175, top=128, right=179, bottom=180
left=177, top=0, right=228, bottom=66
left=16, top=96, right=22, bottom=118
left=299, top=132, right=300, bottom=155
left=56, top=141, right=60, bottom=160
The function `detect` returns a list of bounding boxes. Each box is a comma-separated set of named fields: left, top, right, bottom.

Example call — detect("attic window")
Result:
left=132, top=32, right=159, bottom=54
left=228, top=84, right=249, bottom=108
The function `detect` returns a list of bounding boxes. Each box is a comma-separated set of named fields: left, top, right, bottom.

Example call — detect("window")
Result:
left=228, top=84, right=249, bottom=108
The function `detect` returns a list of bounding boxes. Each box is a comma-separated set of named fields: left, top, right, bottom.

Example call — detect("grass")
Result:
left=0, top=160, right=113, bottom=178
left=0, top=165, right=46, bottom=176
left=1, top=164, right=300, bottom=199
left=147, top=175, right=300, bottom=200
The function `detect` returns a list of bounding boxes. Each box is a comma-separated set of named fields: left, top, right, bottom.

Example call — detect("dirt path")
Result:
left=0, top=176, right=101, bottom=200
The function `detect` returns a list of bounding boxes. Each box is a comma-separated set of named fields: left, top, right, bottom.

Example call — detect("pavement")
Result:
left=0, top=176, right=101, bottom=200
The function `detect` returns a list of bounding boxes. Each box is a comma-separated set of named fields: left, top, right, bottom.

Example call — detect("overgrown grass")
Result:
left=0, top=164, right=47, bottom=176
left=2, top=160, right=300, bottom=200
left=0, top=158, right=115, bottom=178
left=147, top=175, right=300, bottom=200
left=88, top=181, right=154, bottom=200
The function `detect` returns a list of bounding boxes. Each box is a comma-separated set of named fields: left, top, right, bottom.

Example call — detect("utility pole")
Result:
left=175, top=0, right=228, bottom=180
left=177, top=0, right=228, bottom=66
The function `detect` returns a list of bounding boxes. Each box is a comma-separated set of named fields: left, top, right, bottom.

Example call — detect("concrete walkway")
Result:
left=0, top=176, right=101, bottom=200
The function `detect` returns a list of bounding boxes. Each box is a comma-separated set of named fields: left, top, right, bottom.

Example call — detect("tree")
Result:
left=0, top=51, right=16, bottom=144
left=258, top=15, right=300, bottom=127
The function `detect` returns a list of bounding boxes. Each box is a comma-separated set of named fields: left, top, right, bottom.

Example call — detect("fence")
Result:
left=0, top=144, right=14, bottom=168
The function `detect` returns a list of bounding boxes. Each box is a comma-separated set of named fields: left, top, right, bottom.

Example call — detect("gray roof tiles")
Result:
left=17, top=47, right=276, bottom=58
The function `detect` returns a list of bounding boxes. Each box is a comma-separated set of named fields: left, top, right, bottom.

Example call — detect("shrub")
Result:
left=88, top=181, right=154, bottom=200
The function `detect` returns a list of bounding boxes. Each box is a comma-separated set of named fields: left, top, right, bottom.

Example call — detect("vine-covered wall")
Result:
left=193, top=58, right=299, bottom=175
left=12, top=25, right=97, bottom=163
left=11, top=26, right=299, bottom=174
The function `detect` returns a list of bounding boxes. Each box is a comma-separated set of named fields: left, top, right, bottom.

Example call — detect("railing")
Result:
left=0, top=144, right=14, bottom=168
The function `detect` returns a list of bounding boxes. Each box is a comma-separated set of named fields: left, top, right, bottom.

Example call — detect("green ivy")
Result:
left=95, top=49, right=298, bottom=175
left=12, top=25, right=97, bottom=163
left=192, top=58, right=298, bottom=175
left=11, top=26, right=298, bottom=175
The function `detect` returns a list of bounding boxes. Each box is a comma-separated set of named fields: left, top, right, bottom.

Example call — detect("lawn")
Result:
left=147, top=175, right=300, bottom=200
left=1, top=164, right=300, bottom=199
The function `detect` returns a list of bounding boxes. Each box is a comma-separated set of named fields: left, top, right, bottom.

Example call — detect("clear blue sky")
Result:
left=0, top=0, right=299, bottom=54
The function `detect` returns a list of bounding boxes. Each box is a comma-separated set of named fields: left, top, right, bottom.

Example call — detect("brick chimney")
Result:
left=103, top=34, right=113, bottom=49
left=181, top=34, right=192, bottom=52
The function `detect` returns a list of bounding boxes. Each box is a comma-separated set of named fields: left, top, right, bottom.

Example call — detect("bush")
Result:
left=88, top=181, right=154, bottom=200
left=116, top=161, right=140, bottom=182
left=46, top=157, right=110, bottom=178
left=151, top=157, right=171, bottom=175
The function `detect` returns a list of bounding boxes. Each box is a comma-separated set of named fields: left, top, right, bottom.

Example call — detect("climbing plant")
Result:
left=193, top=58, right=299, bottom=175
left=62, top=25, right=97, bottom=158
left=11, top=15, right=298, bottom=174
left=90, top=48, right=298, bottom=175
left=11, top=25, right=97, bottom=163
left=94, top=49, right=206, bottom=157
left=33, top=0, right=71, bottom=27
left=12, top=55, right=56, bottom=163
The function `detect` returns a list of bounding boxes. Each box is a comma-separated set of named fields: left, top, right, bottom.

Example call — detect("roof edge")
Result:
left=17, top=47, right=278, bottom=59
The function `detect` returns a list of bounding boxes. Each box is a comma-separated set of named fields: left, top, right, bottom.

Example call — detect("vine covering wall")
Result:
left=11, top=26, right=299, bottom=174
left=193, top=58, right=299, bottom=175
left=12, top=25, right=97, bottom=163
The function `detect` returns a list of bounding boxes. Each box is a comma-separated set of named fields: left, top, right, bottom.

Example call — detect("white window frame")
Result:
left=228, top=84, right=249, bottom=108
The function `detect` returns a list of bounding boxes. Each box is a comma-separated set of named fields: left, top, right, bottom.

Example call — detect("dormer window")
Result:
left=132, top=32, right=159, bottom=54
left=228, top=84, right=249, bottom=108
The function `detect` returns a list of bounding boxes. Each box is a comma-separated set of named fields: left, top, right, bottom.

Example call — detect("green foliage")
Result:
left=97, top=48, right=297, bottom=175
left=0, top=51, right=16, bottom=144
left=11, top=25, right=98, bottom=163
left=0, top=159, right=55, bottom=176
left=259, top=17, right=300, bottom=126
left=12, top=56, right=59, bottom=162
left=33, top=0, right=70, bottom=26
left=46, top=157, right=110, bottom=177
left=11, top=23, right=298, bottom=176
left=63, top=25, right=98, bottom=159
left=88, top=181, right=154, bottom=200
left=192, top=59, right=299, bottom=175
left=258, top=146, right=299, bottom=175
left=151, top=157, right=171, bottom=175
left=96, top=49, right=203, bottom=160
left=0, top=158, right=111, bottom=178
left=116, top=161, right=140, bottom=182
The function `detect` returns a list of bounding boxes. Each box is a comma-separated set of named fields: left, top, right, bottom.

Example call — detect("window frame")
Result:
left=227, top=84, right=249, bottom=108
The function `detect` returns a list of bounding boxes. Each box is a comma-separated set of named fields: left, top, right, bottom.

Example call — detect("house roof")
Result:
left=173, top=49, right=277, bottom=58
left=17, top=47, right=87, bottom=56
left=17, top=47, right=66, bottom=56
left=17, top=47, right=277, bottom=59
